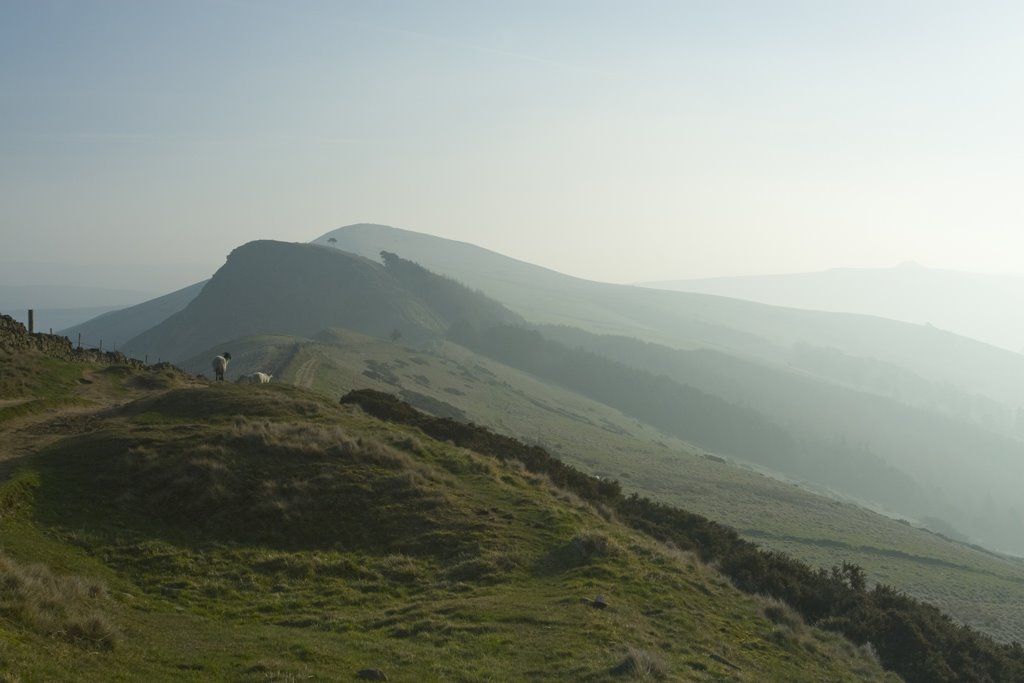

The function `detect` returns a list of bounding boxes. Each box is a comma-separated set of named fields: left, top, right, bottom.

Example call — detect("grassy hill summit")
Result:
left=121, top=240, right=520, bottom=364
left=0, top=316, right=910, bottom=682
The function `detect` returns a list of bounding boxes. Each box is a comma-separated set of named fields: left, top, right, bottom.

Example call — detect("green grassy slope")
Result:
left=56, top=232, right=1024, bottom=643
left=123, top=241, right=446, bottom=363
left=245, top=332, right=1024, bottom=645
left=531, top=324, right=1024, bottom=554
left=303, top=227, right=1024, bottom=555
left=0, top=372, right=897, bottom=682
left=122, top=241, right=521, bottom=365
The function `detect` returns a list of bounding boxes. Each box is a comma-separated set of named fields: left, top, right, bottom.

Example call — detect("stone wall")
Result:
left=0, top=314, right=153, bottom=370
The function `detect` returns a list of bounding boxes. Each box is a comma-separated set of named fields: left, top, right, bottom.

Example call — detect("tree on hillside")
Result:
left=327, top=237, right=337, bottom=248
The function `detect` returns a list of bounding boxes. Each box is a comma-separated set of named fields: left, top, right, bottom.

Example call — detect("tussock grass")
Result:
left=0, top=348, right=86, bottom=400
left=0, top=551, right=119, bottom=650
left=252, top=551, right=376, bottom=581
left=542, top=529, right=625, bottom=573
left=34, top=417, right=464, bottom=554
left=612, top=645, right=668, bottom=679
left=444, top=548, right=523, bottom=584
left=120, top=384, right=338, bottom=424
left=566, top=530, right=621, bottom=561
left=762, top=595, right=807, bottom=636
left=0, top=471, right=39, bottom=519
left=228, top=418, right=438, bottom=476
left=124, top=368, right=184, bottom=391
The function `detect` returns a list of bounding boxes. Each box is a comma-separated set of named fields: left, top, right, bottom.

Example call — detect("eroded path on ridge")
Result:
left=0, top=366, right=202, bottom=481
left=292, top=356, right=319, bottom=390
left=0, top=370, right=122, bottom=480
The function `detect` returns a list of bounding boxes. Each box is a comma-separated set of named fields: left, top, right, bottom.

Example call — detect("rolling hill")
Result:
left=188, top=324, right=1024, bottom=646
left=54, top=226, right=1024, bottom=637
left=69, top=225, right=1024, bottom=412
left=643, top=264, right=1024, bottom=353
left=314, top=224, right=1024, bottom=411
left=0, top=318, right=909, bottom=682
left=531, top=324, right=1024, bottom=553
left=72, top=224, right=1024, bottom=415
left=121, top=240, right=520, bottom=363
left=59, top=280, right=208, bottom=352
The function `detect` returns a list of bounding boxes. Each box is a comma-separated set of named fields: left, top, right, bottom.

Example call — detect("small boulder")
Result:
left=357, top=668, right=388, bottom=681
left=580, top=595, right=609, bottom=609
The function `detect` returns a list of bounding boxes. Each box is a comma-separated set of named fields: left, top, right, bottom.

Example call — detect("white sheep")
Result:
left=238, top=371, right=272, bottom=384
left=212, top=352, right=231, bottom=381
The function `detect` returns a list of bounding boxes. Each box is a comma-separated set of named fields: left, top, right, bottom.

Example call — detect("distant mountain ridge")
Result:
left=642, top=264, right=1024, bottom=353
left=60, top=280, right=208, bottom=350
left=315, top=224, right=1024, bottom=410
left=77, top=224, right=1024, bottom=407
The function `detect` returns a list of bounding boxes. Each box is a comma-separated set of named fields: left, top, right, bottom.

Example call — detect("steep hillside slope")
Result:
left=122, top=241, right=520, bottom=363
left=0, top=344, right=901, bottom=681
left=534, top=324, right=1024, bottom=552
left=240, top=329, right=1024, bottom=644
left=60, top=280, right=208, bottom=350
left=311, top=251, right=1024, bottom=556
left=49, top=231, right=1024, bottom=630
left=90, top=243, right=1024, bottom=636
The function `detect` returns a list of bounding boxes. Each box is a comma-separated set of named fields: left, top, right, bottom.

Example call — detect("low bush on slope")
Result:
left=343, top=388, right=1024, bottom=683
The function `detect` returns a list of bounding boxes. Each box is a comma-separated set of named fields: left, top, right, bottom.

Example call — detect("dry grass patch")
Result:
left=762, top=595, right=806, bottom=635
left=0, top=551, right=119, bottom=650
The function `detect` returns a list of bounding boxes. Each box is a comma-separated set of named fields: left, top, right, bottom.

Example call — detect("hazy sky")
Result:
left=4, top=0, right=1024, bottom=287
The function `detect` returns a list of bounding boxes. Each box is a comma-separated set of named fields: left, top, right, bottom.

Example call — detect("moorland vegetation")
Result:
left=0, top=322, right=901, bottom=681
left=345, top=388, right=1024, bottom=683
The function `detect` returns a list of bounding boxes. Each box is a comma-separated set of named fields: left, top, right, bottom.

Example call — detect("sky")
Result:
left=3, top=0, right=1024, bottom=289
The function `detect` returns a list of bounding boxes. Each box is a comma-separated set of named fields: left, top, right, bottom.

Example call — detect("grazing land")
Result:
left=0, top=339, right=896, bottom=682
left=196, top=331, right=1024, bottom=645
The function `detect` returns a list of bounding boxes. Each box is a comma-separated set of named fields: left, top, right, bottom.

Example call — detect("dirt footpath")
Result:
left=0, top=365, right=203, bottom=479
